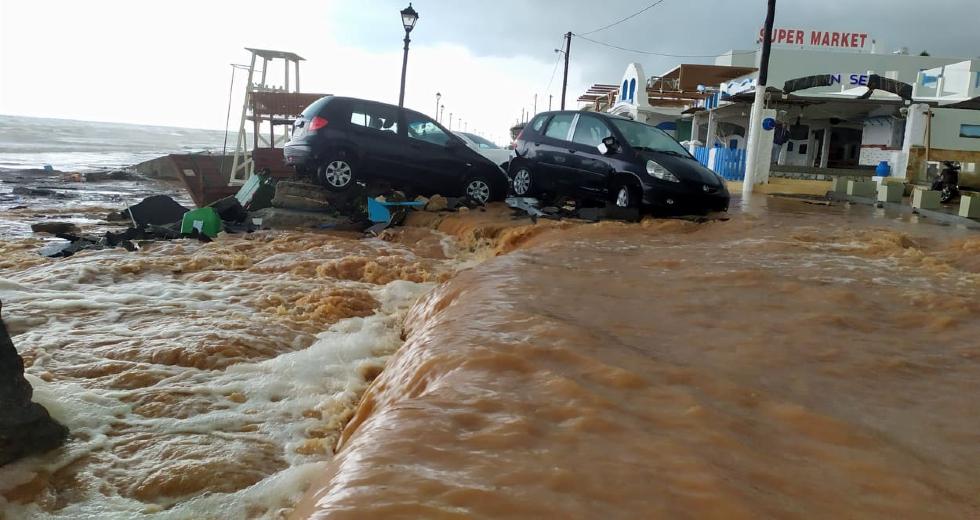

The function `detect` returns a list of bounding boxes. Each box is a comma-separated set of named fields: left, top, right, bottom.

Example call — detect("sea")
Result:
left=0, top=115, right=231, bottom=172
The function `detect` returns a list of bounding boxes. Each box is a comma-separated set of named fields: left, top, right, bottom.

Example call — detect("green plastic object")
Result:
left=180, top=207, right=222, bottom=237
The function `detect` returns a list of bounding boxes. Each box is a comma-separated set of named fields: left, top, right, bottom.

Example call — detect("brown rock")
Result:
left=30, top=221, right=79, bottom=234
left=425, top=194, right=448, bottom=212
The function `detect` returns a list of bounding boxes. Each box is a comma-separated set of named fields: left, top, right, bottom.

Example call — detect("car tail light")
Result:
left=309, top=116, right=328, bottom=131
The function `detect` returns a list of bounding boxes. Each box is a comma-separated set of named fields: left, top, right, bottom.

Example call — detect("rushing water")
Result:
left=2, top=195, right=980, bottom=519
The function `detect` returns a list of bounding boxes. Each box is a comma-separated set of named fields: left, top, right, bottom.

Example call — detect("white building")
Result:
left=579, top=30, right=980, bottom=187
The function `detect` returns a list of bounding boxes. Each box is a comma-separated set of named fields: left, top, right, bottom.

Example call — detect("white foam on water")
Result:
left=0, top=235, right=445, bottom=519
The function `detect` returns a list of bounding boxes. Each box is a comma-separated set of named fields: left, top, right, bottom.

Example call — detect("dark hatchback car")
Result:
left=284, top=96, right=509, bottom=204
left=509, top=111, right=729, bottom=213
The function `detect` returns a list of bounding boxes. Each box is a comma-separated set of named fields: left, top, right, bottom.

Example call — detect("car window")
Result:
left=406, top=114, right=451, bottom=146
left=301, top=96, right=333, bottom=118
left=544, top=114, right=575, bottom=141
left=460, top=132, right=499, bottom=149
left=529, top=114, right=548, bottom=133
left=609, top=118, right=691, bottom=157
left=350, top=104, right=398, bottom=134
left=571, top=115, right=612, bottom=148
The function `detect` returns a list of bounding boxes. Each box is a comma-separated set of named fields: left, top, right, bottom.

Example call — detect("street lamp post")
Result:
left=398, top=3, right=419, bottom=109
left=439, top=104, right=445, bottom=123
left=435, top=92, right=441, bottom=119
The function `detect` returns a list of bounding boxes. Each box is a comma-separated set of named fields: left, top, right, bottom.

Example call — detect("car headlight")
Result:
left=646, top=160, right=679, bottom=182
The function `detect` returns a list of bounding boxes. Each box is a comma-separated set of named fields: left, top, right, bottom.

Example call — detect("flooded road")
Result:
left=294, top=198, right=980, bottom=519
left=2, top=196, right=980, bottom=518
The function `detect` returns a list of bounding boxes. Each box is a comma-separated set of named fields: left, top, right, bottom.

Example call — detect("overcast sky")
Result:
left=1, top=0, right=977, bottom=144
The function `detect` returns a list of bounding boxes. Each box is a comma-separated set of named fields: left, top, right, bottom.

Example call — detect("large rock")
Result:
left=30, top=221, right=79, bottom=234
left=0, top=300, right=68, bottom=466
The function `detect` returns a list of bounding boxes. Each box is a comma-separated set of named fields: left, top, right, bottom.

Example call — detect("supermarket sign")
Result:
left=758, top=28, right=871, bottom=51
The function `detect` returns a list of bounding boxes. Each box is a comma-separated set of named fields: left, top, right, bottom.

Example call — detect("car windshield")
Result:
left=609, top=118, right=691, bottom=157
left=459, top=132, right=500, bottom=149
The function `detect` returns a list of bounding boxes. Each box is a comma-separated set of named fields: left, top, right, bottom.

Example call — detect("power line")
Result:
left=573, top=33, right=757, bottom=58
left=579, top=0, right=667, bottom=36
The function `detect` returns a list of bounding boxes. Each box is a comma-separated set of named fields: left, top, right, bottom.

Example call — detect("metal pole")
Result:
left=533, top=93, right=537, bottom=114
left=449, top=112, right=453, bottom=130
left=440, top=104, right=444, bottom=123
left=742, top=0, right=776, bottom=197
left=221, top=64, right=237, bottom=157
left=398, top=31, right=411, bottom=108
left=549, top=94, right=553, bottom=111
left=560, top=31, right=571, bottom=110
left=435, top=93, right=441, bottom=118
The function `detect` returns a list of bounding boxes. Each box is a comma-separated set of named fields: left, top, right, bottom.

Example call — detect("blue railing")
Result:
left=693, top=146, right=709, bottom=167
left=714, top=147, right=746, bottom=180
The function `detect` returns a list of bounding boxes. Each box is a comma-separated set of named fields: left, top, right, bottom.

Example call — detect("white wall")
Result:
left=931, top=108, right=980, bottom=152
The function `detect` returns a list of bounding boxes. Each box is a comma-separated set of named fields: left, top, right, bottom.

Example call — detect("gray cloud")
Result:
left=328, top=0, right=978, bottom=95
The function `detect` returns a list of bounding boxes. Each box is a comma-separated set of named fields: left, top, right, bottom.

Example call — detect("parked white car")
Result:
left=455, top=132, right=512, bottom=170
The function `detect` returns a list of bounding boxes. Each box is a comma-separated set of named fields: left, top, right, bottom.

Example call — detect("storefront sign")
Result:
left=758, top=28, right=871, bottom=51
left=832, top=74, right=870, bottom=86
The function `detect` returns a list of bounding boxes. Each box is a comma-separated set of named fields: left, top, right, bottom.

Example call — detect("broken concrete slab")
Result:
left=272, top=181, right=333, bottom=212
left=0, top=299, right=68, bottom=466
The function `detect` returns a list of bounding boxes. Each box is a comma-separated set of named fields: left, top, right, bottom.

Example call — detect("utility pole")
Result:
left=560, top=31, right=571, bottom=110
left=743, top=0, right=777, bottom=197
left=521, top=107, right=525, bottom=123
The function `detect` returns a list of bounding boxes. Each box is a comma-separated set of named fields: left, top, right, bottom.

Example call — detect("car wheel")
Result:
left=511, top=166, right=535, bottom=197
left=318, top=157, right=355, bottom=192
left=464, top=176, right=493, bottom=205
left=612, top=181, right=640, bottom=209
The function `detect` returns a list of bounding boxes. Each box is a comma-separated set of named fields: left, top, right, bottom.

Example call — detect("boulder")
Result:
left=0, top=299, right=68, bottom=466
left=30, top=221, right=79, bottom=234
left=425, top=194, right=448, bottom=212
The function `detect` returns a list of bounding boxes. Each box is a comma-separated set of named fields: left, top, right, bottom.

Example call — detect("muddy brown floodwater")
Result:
left=2, top=196, right=979, bottom=519
left=293, top=198, right=980, bottom=519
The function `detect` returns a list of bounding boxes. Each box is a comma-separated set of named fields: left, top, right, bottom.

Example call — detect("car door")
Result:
left=535, top=113, right=577, bottom=193
left=346, top=102, right=411, bottom=181
left=403, top=111, right=465, bottom=194
left=567, top=114, right=616, bottom=198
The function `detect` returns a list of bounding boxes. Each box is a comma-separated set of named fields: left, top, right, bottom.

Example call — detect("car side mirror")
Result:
left=597, top=136, right=619, bottom=155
